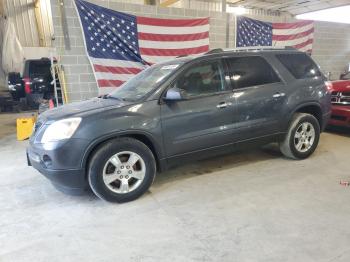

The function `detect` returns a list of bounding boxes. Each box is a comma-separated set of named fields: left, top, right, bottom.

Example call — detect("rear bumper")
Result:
left=328, top=105, right=350, bottom=127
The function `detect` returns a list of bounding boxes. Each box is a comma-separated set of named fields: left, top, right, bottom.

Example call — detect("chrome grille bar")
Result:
left=331, top=91, right=350, bottom=105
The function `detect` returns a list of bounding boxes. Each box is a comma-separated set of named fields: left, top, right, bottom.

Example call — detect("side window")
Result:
left=174, top=60, right=227, bottom=97
left=276, top=53, right=321, bottom=79
left=225, top=56, right=281, bottom=89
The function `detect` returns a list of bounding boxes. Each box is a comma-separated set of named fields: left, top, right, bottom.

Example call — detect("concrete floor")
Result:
left=1, top=113, right=350, bottom=262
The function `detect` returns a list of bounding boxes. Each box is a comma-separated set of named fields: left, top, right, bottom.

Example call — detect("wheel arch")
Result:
left=82, top=131, right=164, bottom=177
left=288, top=102, right=323, bottom=130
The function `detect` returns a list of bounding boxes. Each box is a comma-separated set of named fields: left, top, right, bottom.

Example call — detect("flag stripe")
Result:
left=140, top=55, right=180, bottom=64
left=139, top=45, right=209, bottom=57
left=273, top=20, right=313, bottom=29
left=139, top=38, right=209, bottom=49
left=137, top=16, right=209, bottom=27
left=138, top=31, right=209, bottom=41
left=292, top=38, right=313, bottom=50
left=91, top=58, right=146, bottom=69
left=95, top=72, right=133, bottom=81
left=298, top=45, right=313, bottom=53
left=273, top=23, right=314, bottom=36
left=137, top=24, right=209, bottom=35
left=94, top=64, right=143, bottom=75
left=273, top=34, right=314, bottom=47
left=272, top=27, right=314, bottom=41
left=98, top=79, right=125, bottom=88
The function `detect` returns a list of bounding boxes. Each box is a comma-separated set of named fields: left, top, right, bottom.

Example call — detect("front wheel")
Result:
left=279, top=113, right=320, bottom=159
left=88, top=138, right=156, bottom=203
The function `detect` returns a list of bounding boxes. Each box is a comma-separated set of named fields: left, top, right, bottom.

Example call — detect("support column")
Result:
left=159, top=0, right=180, bottom=7
left=222, top=0, right=230, bottom=48
left=144, top=0, right=160, bottom=5
left=34, top=0, right=45, bottom=47
left=58, top=0, right=71, bottom=50
left=222, top=0, right=226, bottom=12
left=0, top=0, right=5, bottom=18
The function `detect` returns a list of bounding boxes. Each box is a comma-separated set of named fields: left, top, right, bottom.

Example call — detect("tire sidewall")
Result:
left=288, top=115, right=320, bottom=159
left=88, top=139, right=156, bottom=203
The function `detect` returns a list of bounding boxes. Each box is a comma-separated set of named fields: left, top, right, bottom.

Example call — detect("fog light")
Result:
left=42, top=155, right=53, bottom=167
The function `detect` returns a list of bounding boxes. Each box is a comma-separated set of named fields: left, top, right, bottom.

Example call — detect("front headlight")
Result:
left=41, top=118, right=82, bottom=143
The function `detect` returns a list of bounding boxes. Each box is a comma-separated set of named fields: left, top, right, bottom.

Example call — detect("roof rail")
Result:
left=222, top=46, right=297, bottom=52
left=205, top=48, right=224, bottom=54
left=284, top=46, right=297, bottom=50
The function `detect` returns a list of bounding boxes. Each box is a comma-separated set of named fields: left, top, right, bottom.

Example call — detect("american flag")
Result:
left=237, top=16, right=314, bottom=53
left=75, top=0, right=209, bottom=93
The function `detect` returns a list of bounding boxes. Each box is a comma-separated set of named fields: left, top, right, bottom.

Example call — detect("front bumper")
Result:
left=27, top=139, right=89, bottom=194
left=328, top=105, right=350, bottom=127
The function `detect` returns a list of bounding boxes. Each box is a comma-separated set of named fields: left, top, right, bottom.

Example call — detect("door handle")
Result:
left=272, top=92, right=286, bottom=98
left=217, top=102, right=227, bottom=109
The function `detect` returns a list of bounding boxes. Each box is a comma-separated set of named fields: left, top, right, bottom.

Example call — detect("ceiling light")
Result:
left=226, top=5, right=246, bottom=15
left=296, top=5, right=350, bottom=24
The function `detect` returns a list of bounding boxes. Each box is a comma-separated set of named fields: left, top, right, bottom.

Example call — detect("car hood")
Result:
left=40, top=97, right=130, bottom=121
left=331, top=80, right=350, bottom=92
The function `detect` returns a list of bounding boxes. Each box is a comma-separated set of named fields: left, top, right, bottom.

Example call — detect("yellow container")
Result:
left=17, top=115, right=37, bottom=141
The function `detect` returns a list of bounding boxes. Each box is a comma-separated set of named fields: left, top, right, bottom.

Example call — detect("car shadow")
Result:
left=325, top=125, right=350, bottom=138
left=153, top=143, right=283, bottom=187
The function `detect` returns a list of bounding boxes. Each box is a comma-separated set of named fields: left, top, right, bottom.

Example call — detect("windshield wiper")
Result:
left=99, top=94, right=121, bottom=100
left=105, top=95, right=130, bottom=102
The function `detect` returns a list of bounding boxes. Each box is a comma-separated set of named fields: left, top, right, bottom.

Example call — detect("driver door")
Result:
left=160, top=59, right=236, bottom=157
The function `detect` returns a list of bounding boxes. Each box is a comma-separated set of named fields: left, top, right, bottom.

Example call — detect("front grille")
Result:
left=331, top=91, right=350, bottom=105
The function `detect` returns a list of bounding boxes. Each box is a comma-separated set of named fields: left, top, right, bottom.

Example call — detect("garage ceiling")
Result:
left=226, top=0, right=350, bottom=14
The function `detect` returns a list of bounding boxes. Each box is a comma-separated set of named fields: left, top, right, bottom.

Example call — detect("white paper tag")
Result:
left=161, top=64, right=179, bottom=70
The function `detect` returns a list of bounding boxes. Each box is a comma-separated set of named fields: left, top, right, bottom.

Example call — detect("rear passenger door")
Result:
left=224, top=55, right=286, bottom=140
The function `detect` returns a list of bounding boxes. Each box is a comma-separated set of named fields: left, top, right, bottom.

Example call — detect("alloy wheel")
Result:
left=294, top=122, right=315, bottom=153
left=102, top=151, right=146, bottom=194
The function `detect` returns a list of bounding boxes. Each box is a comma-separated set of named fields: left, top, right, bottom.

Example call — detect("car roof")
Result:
left=164, top=47, right=304, bottom=66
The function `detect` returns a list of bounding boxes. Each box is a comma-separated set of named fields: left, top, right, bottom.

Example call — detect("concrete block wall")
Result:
left=51, top=0, right=350, bottom=102
left=312, top=21, right=350, bottom=79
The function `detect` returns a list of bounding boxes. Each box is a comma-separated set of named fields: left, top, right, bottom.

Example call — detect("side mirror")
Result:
left=164, top=87, right=184, bottom=101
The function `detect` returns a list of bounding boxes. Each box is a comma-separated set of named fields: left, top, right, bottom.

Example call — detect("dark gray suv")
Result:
left=27, top=48, right=332, bottom=202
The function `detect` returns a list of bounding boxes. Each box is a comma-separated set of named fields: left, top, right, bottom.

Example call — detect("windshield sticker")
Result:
left=161, top=64, right=179, bottom=70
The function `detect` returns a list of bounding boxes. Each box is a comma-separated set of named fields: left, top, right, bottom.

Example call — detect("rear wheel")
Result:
left=280, top=113, right=320, bottom=159
left=88, top=138, right=156, bottom=203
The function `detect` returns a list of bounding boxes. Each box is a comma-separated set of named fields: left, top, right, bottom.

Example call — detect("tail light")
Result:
left=325, top=81, right=333, bottom=92
left=23, top=77, right=32, bottom=94
left=49, top=99, right=55, bottom=109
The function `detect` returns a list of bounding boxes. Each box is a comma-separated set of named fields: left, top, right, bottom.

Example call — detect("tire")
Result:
left=19, top=97, right=28, bottom=111
left=279, top=113, right=320, bottom=160
left=88, top=138, right=156, bottom=203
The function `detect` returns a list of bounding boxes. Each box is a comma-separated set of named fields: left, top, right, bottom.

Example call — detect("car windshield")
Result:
left=108, top=62, right=183, bottom=101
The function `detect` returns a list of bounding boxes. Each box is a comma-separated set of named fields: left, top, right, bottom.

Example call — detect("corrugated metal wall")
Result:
left=4, top=0, right=53, bottom=47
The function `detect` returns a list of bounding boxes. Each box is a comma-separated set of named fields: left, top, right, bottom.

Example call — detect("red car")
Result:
left=329, top=74, right=350, bottom=127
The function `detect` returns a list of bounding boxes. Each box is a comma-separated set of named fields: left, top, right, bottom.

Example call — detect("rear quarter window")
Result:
left=224, top=56, right=281, bottom=89
left=276, top=53, right=321, bottom=79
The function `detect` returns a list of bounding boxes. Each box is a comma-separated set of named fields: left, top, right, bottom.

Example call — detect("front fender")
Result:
left=80, top=129, right=165, bottom=170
